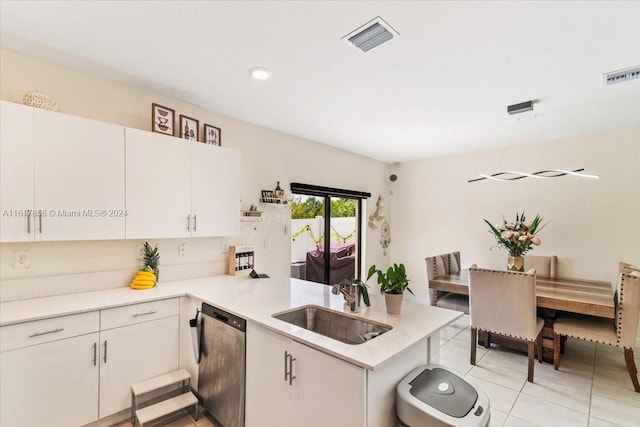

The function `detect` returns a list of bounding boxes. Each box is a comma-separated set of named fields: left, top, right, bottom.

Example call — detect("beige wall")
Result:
left=390, top=127, right=640, bottom=298
left=2, top=47, right=638, bottom=304
left=0, top=48, right=391, bottom=301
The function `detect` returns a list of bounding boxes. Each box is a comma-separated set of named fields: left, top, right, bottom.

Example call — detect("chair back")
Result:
left=425, top=251, right=461, bottom=280
left=524, top=255, right=557, bottom=277
left=617, top=271, right=640, bottom=348
left=469, top=267, right=538, bottom=341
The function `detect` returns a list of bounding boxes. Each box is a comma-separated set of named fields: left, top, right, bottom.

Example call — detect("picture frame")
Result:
left=203, top=124, right=222, bottom=146
left=261, top=190, right=274, bottom=202
left=151, top=103, right=175, bottom=135
left=179, top=114, right=199, bottom=141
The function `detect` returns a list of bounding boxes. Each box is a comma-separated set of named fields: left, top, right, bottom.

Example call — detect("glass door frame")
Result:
left=290, top=183, right=371, bottom=285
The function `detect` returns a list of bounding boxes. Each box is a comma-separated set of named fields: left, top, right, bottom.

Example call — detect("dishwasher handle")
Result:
left=189, top=309, right=201, bottom=364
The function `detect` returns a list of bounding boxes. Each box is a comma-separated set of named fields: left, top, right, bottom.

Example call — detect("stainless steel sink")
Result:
left=272, top=305, right=392, bottom=345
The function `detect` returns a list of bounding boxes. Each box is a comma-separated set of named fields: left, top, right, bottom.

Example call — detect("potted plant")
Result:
left=484, top=212, right=545, bottom=271
left=367, top=263, right=413, bottom=314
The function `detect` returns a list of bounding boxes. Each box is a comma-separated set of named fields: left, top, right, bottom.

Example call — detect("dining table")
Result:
left=429, top=269, right=615, bottom=361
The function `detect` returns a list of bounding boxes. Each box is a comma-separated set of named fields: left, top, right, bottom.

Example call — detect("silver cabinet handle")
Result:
left=132, top=310, right=157, bottom=317
left=93, top=342, right=97, bottom=366
left=27, top=212, right=31, bottom=234
left=284, top=350, right=296, bottom=386
left=38, top=213, right=43, bottom=233
left=284, top=350, right=288, bottom=381
left=29, top=328, right=63, bottom=338
left=193, top=214, right=197, bottom=231
left=187, top=214, right=191, bottom=231
left=103, top=340, right=108, bottom=364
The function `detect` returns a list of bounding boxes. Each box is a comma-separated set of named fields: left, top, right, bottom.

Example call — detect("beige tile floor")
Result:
left=438, top=315, right=640, bottom=427
left=115, top=316, right=639, bottom=427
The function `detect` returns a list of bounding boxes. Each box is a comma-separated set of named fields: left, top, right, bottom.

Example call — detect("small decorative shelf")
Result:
left=260, top=197, right=289, bottom=205
left=241, top=211, right=263, bottom=221
left=228, top=245, right=255, bottom=276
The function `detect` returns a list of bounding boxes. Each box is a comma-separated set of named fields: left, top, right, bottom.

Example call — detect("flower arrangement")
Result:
left=484, top=212, right=544, bottom=257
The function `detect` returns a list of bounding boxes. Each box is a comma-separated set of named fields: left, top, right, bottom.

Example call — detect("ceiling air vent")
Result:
left=603, top=65, right=640, bottom=86
left=343, top=17, right=398, bottom=53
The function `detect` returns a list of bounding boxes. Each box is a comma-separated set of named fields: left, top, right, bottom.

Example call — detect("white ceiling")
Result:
left=1, top=1, right=639, bottom=163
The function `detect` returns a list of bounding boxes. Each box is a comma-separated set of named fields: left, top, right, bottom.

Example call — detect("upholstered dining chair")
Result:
left=426, top=251, right=469, bottom=313
left=524, top=255, right=558, bottom=277
left=469, top=266, right=544, bottom=383
left=553, top=265, right=640, bottom=392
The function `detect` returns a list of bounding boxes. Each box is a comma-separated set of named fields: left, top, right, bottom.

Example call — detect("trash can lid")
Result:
left=408, top=367, right=478, bottom=418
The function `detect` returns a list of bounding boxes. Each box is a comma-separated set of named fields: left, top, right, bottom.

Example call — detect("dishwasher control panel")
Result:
left=201, top=303, right=246, bottom=332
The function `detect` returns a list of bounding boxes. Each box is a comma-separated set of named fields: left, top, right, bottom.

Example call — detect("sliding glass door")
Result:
left=289, top=184, right=369, bottom=286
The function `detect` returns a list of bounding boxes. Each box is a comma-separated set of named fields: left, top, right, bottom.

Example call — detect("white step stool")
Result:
left=131, top=368, right=198, bottom=426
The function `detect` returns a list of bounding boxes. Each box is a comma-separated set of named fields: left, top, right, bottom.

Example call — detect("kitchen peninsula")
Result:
left=0, top=275, right=462, bottom=427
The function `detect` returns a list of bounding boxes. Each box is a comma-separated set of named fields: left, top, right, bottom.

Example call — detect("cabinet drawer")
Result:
left=101, top=298, right=179, bottom=330
left=0, top=311, right=99, bottom=352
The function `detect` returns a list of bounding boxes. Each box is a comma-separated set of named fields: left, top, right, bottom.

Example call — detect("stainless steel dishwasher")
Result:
left=199, top=303, right=246, bottom=427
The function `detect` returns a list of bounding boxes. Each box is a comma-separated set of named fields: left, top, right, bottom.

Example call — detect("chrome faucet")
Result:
left=332, top=280, right=361, bottom=312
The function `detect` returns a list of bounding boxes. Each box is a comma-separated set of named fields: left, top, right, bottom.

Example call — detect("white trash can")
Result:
left=396, top=364, right=490, bottom=427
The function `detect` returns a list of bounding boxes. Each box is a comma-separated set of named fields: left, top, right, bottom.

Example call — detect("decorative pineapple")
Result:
left=143, top=242, right=160, bottom=282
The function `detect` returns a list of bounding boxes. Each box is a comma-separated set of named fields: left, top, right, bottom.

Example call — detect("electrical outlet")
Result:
left=178, top=243, right=185, bottom=256
left=264, top=239, right=270, bottom=249
left=221, top=241, right=229, bottom=253
left=14, top=251, right=31, bottom=268
left=136, top=245, right=144, bottom=260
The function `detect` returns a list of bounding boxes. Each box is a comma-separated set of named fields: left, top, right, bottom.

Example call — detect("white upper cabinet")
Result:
left=191, top=143, right=240, bottom=237
left=125, top=128, right=240, bottom=239
left=0, top=101, right=239, bottom=241
left=0, top=101, right=35, bottom=241
left=0, top=101, right=125, bottom=242
left=125, top=128, right=192, bottom=239
left=33, top=108, right=125, bottom=241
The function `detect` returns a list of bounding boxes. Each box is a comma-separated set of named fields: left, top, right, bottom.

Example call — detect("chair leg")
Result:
left=553, top=333, right=561, bottom=370
left=536, top=331, right=543, bottom=363
left=527, top=340, right=535, bottom=382
left=623, top=348, right=640, bottom=393
left=470, top=327, right=477, bottom=365
left=483, top=331, right=490, bottom=349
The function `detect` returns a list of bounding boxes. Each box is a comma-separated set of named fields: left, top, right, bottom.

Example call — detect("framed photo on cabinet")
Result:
left=151, top=103, right=175, bottom=135
left=179, top=114, right=199, bottom=141
left=203, top=124, right=221, bottom=146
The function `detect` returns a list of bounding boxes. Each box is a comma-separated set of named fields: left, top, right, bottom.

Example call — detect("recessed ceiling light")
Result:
left=249, top=67, right=271, bottom=80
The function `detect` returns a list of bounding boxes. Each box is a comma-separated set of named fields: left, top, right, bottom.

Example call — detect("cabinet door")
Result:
left=291, top=341, right=366, bottom=427
left=33, top=109, right=125, bottom=240
left=245, top=323, right=293, bottom=427
left=191, top=144, right=240, bottom=237
left=99, top=316, right=179, bottom=417
left=0, top=101, right=35, bottom=242
left=0, top=332, right=99, bottom=427
left=125, top=128, right=191, bottom=238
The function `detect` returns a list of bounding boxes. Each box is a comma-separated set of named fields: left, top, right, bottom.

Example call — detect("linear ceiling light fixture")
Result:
left=343, top=16, right=399, bottom=53
left=468, top=168, right=599, bottom=183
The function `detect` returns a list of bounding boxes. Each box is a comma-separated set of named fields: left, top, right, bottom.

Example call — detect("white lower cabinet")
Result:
left=0, top=298, right=179, bottom=426
left=245, top=323, right=366, bottom=427
left=0, top=312, right=100, bottom=427
left=99, top=315, right=179, bottom=417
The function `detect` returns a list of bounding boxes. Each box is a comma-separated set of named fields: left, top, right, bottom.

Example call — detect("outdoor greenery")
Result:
left=290, top=196, right=356, bottom=219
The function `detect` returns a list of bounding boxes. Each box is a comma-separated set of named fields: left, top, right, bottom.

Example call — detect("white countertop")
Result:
left=0, top=275, right=462, bottom=370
